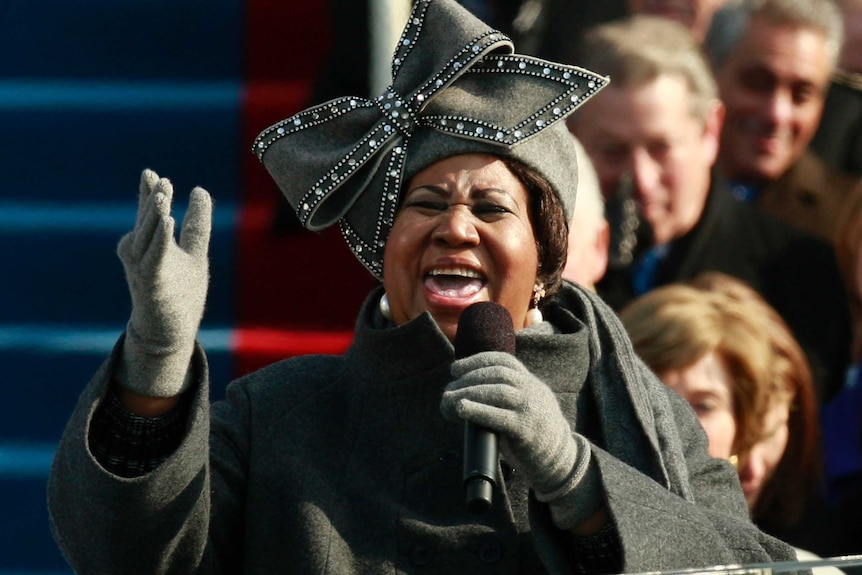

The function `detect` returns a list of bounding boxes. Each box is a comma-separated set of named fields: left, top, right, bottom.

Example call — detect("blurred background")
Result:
left=0, top=0, right=382, bottom=571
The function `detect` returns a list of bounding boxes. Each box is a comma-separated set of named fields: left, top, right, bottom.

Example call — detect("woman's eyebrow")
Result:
left=476, top=187, right=513, bottom=198
left=403, top=185, right=516, bottom=202
left=405, top=184, right=448, bottom=197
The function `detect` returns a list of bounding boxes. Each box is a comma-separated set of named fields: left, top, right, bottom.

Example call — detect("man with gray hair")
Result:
left=705, top=0, right=860, bottom=241
left=567, top=15, right=850, bottom=406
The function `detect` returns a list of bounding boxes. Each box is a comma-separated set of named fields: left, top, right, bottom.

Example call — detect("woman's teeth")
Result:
left=428, top=267, right=483, bottom=279
left=425, top=268, right=485, bottom=297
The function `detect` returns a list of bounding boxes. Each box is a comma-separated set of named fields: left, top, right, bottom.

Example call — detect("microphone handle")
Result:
left=463, top=422, right=498, bottom=514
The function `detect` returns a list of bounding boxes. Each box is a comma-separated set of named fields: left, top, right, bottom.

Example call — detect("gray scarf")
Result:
left=547, top=282, right=694, bottom=502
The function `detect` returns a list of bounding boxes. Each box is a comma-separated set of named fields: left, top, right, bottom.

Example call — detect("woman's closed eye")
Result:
left=405, top=199, right=449, bottom=213
left=402, top=198, right=514, bottom=220
left=472, top=202, right=512, bottom=220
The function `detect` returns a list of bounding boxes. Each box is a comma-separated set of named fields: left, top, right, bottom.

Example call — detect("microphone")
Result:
left=454, top=301, right=516, bottom=514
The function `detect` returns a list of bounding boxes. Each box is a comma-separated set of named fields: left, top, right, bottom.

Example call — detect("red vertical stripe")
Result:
left=236, top=0, right=374, bottom=376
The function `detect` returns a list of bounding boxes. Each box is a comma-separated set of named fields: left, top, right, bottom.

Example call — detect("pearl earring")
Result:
left=379, top=292, right=392, bottom=320
left=526, top=282, right=545, bottom=326
left=526, top=307, right=543, bottom=326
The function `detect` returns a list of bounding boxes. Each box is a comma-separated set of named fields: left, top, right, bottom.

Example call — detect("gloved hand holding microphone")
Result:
left=441, top=335, right=603, bottom=530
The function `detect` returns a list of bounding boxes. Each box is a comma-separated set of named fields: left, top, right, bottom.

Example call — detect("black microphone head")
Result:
left=454, top=302, right=516, bottom=358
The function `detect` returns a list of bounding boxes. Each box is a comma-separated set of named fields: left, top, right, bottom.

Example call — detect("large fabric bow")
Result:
left=253, top=0, right=608, bottom=279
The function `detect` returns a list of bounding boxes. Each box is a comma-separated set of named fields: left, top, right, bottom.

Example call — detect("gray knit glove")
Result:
left=116, top=169, right=212, bottom=397
left=443, top=351, right=601, bottom=528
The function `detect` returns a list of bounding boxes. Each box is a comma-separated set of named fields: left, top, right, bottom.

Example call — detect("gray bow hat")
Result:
left=253, top=0, right=608, bottom=279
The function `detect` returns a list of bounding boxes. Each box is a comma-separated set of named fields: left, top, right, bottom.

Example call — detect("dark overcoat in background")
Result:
left=598, top=177, right=852, bottom=404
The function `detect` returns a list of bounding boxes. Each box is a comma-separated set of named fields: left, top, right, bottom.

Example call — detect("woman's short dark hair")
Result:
left=502, top=158, right=570, bottom=301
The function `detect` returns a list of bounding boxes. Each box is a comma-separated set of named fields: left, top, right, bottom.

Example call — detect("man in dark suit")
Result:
left=704, top=0, right=860, bottom=243
left=568, top=15, right=850, bottom=403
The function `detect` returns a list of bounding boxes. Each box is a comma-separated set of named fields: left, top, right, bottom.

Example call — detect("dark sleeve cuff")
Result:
left=87, top=388, right=190, bottom=478
left=571, top=522, right=623, bottom=575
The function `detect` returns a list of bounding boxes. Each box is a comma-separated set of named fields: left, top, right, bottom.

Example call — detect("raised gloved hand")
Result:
left=116, top=169, right=212, bottom=397
left=442, top=351, right=600, bottom=528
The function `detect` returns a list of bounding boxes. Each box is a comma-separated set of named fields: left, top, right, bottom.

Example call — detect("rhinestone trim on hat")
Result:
left=296, top=122, right=393, bottom=226
left=410, top=30, right=510, bottom=108
left=253, top=96, right=373, bottom=160
left=339, top=142, right=407, bottom=278
left=390, top=1, right=429, bottom=77
left=422, top=55, right=603, bottom=146
left=375, top=89, right=417, bottom=136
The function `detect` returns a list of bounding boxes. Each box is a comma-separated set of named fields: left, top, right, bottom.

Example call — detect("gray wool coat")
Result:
left=48, top=283, right=799, bottom=574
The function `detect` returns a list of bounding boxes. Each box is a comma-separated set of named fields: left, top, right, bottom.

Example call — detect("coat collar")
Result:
left=350, top=286, right=589, bottom=396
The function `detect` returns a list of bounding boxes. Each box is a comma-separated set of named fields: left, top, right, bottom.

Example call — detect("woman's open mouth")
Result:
left=424, top=267, right=486, bottom=298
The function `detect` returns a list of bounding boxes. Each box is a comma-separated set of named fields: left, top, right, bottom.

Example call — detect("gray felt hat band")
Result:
left=253, top=0, right=608, bottom=279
